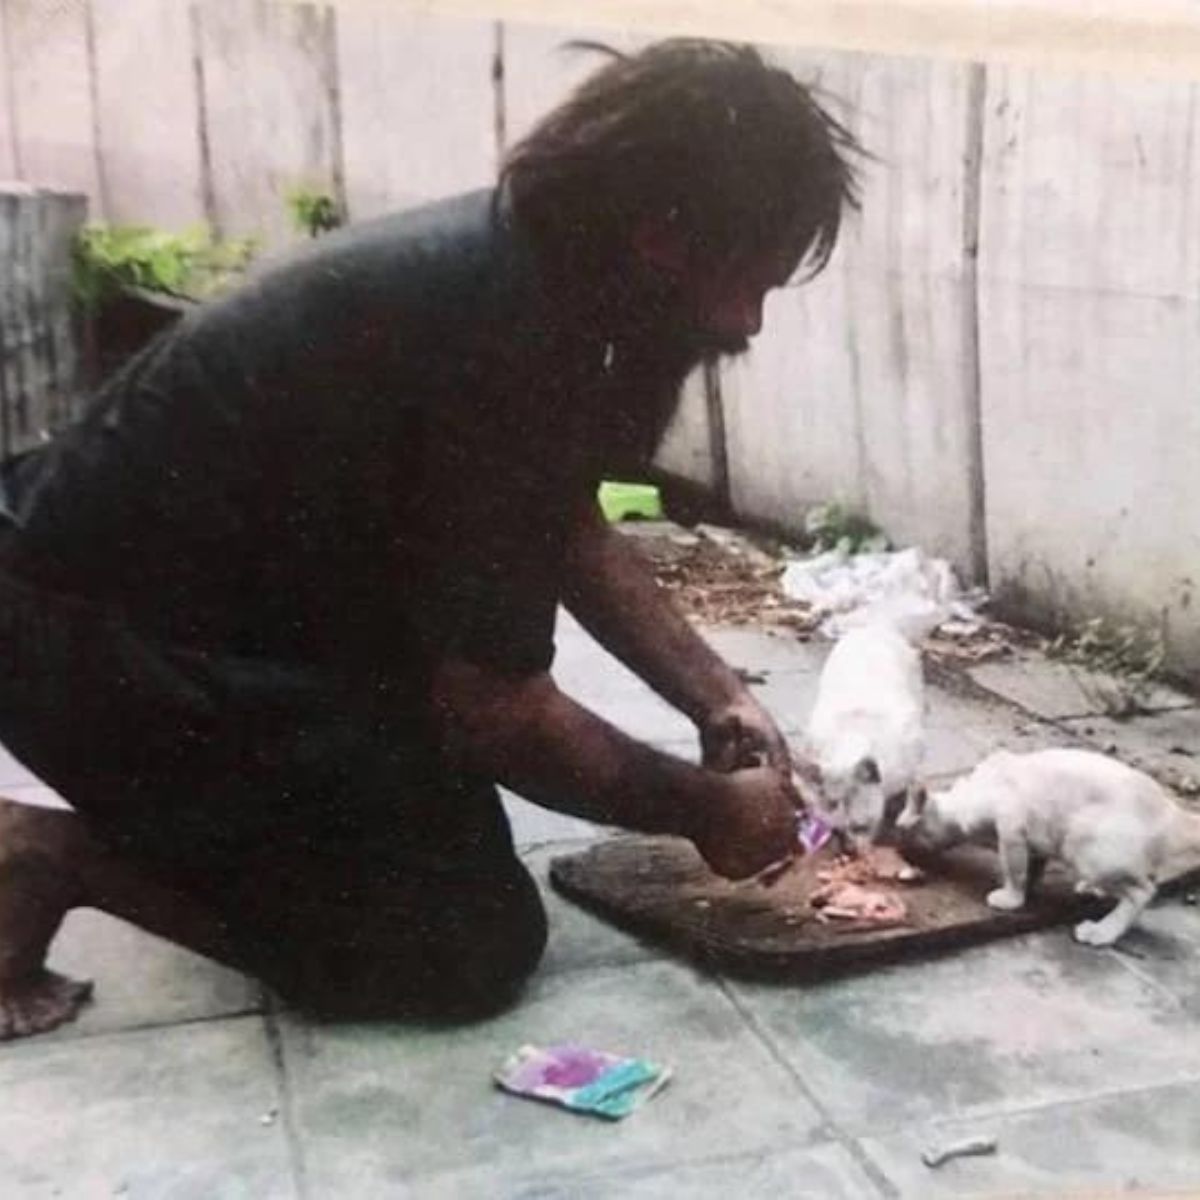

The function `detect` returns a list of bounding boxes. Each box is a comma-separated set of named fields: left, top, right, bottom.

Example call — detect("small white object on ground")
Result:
left=920, top=1135, right=999, bottom=1168
left=781, top=546, right=985, bottom=639
left=259, top=1108, right=278, bottom=1126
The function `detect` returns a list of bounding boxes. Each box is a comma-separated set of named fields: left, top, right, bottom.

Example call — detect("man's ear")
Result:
left=631, top=215, right=690, bottom=275
left=853, top=756, right=881, bottom=785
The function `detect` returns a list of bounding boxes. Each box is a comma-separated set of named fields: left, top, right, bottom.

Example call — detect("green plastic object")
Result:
left=598, top=481, right=663, bottom=523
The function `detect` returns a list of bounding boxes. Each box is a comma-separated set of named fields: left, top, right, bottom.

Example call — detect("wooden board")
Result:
left=549, top=836, right=1200, bottom=980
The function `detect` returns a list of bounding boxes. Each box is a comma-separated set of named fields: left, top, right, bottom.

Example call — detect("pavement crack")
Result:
left=0, top=1004, right=265, bottom=1054
left=264, top=1004, right=310, bottom=1200
left=1104, top=945, right=1188, bottom=1012
left=715, top=974, right=900, bottom=1199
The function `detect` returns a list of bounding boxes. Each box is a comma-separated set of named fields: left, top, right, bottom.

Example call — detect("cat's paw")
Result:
left=986, top=887, right=1026, bottom=912
left=1073, top=919, right=1118, bottom=947
left=1074, top=880, right=1105, bottom=898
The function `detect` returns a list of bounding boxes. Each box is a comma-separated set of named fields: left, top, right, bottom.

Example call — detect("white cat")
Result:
left=802, top=621, right=926, bottom=842
left=896, top=747, right=1200, bottom=947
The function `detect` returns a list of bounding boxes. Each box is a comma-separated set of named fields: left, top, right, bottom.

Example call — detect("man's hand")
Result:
left=700, top=690, right=792, bottom=776
left=690, top=765, right=799, bottom=880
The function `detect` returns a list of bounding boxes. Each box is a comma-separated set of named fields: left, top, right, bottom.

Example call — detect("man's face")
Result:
left=632, top=222, right=803, bottom=361
left=679, top=246, right=801, bottom=359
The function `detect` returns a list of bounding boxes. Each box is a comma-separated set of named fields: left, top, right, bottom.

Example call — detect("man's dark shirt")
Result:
left=1, top=190, right=690, bottom=707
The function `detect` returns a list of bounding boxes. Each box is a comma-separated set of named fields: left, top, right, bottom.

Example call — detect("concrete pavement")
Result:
left=1, top=610, right=1198, bottom=1197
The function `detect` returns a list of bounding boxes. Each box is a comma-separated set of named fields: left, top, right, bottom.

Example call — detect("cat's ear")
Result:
left=854, top=756, right=881, bottom=785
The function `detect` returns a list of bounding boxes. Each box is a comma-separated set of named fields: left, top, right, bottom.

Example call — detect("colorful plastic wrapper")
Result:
left=494, top=1043, right=672, bottom=1120
left=797, top=811, right=834, bottom=854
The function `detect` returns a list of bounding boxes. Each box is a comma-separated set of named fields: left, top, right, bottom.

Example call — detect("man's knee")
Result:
left=268, top=865, right=548, bottom=1022
left=427, top=880, right=548, bottom=1020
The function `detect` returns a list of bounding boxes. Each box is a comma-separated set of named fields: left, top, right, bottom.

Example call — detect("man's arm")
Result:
left=561, top=500, right=792, bottom=774
left=430, top=659, right=796, bottom=880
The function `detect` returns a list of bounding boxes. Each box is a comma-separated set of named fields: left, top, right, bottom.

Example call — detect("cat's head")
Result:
left=895, top=784, right=962, bottom=851
left=801, top=750, right=886, bottom=841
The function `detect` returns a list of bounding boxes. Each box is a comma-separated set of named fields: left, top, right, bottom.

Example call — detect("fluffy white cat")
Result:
left=802, top=621, right=926, bottom=842
left=896, top=747, right=1200, bottom=947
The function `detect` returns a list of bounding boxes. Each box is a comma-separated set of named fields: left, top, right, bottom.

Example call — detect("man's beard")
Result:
left=693, top=332, right=751, bottom=363
left=608, top=263, right=753, bottom=365
left=676, top=327, right=752, bottom=368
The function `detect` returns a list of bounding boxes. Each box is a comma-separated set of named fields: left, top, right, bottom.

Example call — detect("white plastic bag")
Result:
left=781, top=546, right=985, bottom=640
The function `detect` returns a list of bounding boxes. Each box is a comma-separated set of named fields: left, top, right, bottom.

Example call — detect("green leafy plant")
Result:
left=1047, top=616, right=1167, bottom=718
left=804, top=501, right=889, bottom=556
left=285, top=186, right=343, bottom=238
left=72, top=224, right=258, bottom=313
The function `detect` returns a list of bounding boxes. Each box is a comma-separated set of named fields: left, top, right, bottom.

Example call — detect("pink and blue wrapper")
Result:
left=494, top=1043, right=672, bottom=1120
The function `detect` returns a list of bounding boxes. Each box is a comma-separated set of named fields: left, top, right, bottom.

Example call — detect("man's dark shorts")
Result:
left=0, top=545, right=547, bottom=1019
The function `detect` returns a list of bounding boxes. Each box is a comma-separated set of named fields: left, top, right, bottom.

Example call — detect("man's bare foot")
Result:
left=0, top=795, right=249, bottom=1043
left=0, top=968, right=93, bottom=1039
left=0, top=798, right=92, bottom=1041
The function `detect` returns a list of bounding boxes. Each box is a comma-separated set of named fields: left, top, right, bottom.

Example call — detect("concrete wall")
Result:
left=336, top=7, right=495, bottom=219
left=2, top=1, right=102, bottom=205
left=719, top=49, right=983, bottom=575
left=977, top=67, right=1200, bottom=674
left=91, top=0, right=206, bottom=229
left=2, top=0, right=1199, bottom=677
left=0, top=2, right=16, bottom=180
left=197, top=0, right=342, bottom=245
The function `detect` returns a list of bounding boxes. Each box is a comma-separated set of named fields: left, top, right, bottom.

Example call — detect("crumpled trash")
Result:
left=494, top=1044, right=671, bottom=1120
left=781, top=546, right=986, bottom=639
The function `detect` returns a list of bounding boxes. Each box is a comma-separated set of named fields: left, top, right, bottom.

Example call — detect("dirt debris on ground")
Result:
left=922, top=618, right=1038, bottom=668
left=625, top=521, right=821, bottom=633
left=624, top=520, right=1025, bottom=663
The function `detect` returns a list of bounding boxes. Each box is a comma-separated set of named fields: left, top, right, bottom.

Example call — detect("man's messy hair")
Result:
left=500, top=38, right=866, bottom=281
